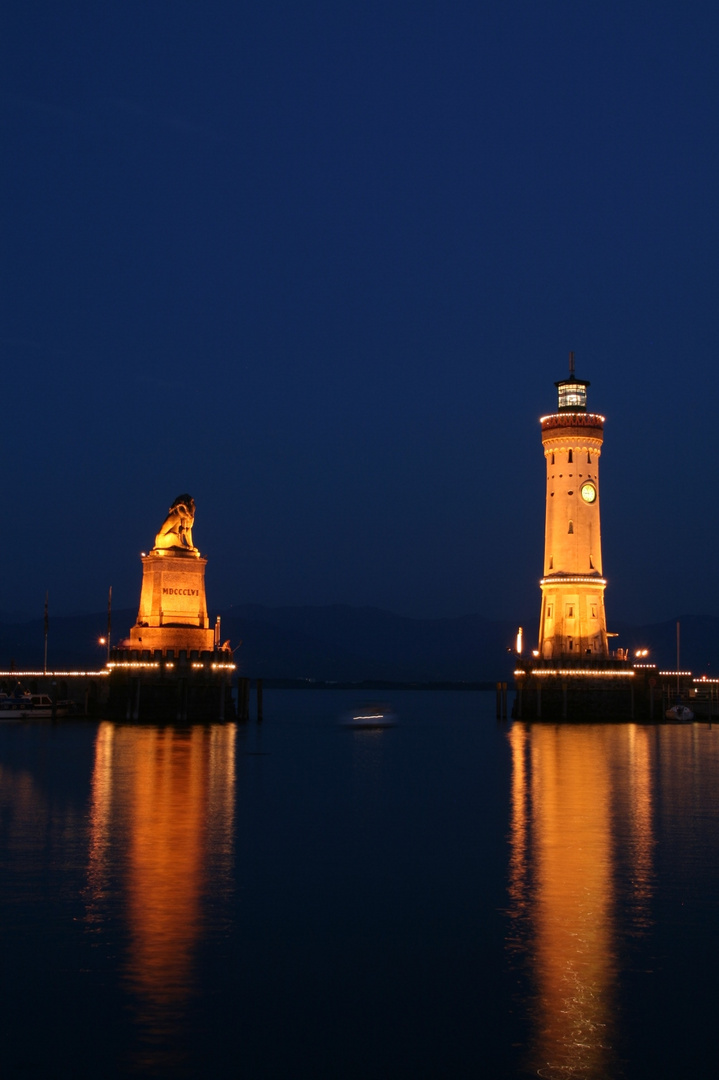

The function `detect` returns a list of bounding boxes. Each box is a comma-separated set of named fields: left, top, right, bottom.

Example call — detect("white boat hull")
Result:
left=0, top=693, right=74, bottom=721
left=665, top=704, right=694, bottom=721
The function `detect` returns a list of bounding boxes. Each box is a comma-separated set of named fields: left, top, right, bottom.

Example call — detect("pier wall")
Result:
left=0, top=671, right=109, bottom=716
left=512, top=665, right=665, bottom=722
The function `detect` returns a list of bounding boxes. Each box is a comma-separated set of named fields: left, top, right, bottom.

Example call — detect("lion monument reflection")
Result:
left=153, top=494, right=198, bottom=553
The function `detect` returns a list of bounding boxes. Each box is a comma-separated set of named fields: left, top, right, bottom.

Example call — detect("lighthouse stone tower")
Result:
left=538, top=356, right=609, bottom=661
left=514, top=357, right=642, bottom=720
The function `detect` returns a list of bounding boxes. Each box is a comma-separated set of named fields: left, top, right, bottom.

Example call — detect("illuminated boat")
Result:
left=665, top=702, right=694, bottom=721
left=0, top=690, right=73, bottom=720
left=340, top=702, right=397, bottom=729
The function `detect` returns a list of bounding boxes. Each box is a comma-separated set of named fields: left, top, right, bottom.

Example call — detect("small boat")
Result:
left=0, top=689, right=74, bottom=721
left=0, top=689, right=32, bottom=719
left=665, top=622, right=693, bottom=721
left=666, top=702, right=694, bottom=721
left=339, top=702, right=397, bottom=730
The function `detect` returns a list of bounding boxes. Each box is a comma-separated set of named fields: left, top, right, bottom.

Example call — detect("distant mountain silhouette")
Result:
left=0, top=605, right=716, bottom=683
left=611, top=615, right=719, bottom=676
left=217, top=604, right=522, bottom=682
left=0, top=610, right=135, bottom=673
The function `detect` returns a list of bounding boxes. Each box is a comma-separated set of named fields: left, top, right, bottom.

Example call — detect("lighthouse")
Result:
left=537, top=354, right=609, bottom=661
left=514, top=358, right=644, bottom=720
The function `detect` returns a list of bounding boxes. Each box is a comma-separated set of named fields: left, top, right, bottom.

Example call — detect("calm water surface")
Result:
left=1, top=691, right=718, bottom=1078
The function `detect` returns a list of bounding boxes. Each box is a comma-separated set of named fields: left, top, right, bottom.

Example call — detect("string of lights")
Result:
left=0, top=670, right=109, bottom=677
left=515, top=668, right=635, bottom=678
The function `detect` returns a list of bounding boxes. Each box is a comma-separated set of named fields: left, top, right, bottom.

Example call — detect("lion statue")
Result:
left=153, top=494, right=198, bottom=552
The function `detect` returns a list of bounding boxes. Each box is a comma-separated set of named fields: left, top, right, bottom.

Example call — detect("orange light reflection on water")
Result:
left=507, top=724, right=654, bottom=1080
left=86, top=722, right=236, bottom=1050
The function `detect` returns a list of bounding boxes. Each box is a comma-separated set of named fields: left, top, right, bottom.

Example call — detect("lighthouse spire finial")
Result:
left=569, top=350, right=575, bottom=379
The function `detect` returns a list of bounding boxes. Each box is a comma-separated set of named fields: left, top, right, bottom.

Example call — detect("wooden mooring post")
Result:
left=237, top=677, right=251, bottom=721
left=234, top=678, right=263, bottom=722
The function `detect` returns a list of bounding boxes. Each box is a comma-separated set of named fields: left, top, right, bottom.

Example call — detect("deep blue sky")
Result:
left=2, top=1, right=719, bottom=631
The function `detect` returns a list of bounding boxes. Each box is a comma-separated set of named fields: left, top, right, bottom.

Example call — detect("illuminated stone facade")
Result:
left=109, top=496, right=235, bottom=721
left=129, top=495, right=215, bottom=654
left=537, top=361, right=609, bottom=660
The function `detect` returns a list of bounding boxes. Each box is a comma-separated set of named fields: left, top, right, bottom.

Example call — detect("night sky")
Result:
left=3, top=2, right=719, bottom=629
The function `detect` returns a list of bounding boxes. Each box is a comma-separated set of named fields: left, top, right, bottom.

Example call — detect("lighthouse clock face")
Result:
left=581, top=482, right=597, bottom=504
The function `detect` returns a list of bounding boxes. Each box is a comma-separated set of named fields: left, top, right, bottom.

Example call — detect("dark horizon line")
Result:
left=0, top=602, right=714, bottom=630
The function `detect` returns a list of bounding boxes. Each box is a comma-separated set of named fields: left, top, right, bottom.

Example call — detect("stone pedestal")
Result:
left=129, top=549, right=214, bottom=654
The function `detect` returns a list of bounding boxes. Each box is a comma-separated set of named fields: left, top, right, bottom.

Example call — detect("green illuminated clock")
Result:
left=580, top=482, right=597, bottom=503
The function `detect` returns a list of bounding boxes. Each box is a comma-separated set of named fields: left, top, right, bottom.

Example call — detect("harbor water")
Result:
left=1, top=690, right=718, bottom=1078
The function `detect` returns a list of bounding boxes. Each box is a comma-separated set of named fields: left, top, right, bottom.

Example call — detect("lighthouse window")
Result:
left=551, top=453, right=555, bottom=464
left=547, top=606, right=552, bottom=618
left=567, top=607, right=574, bottom=618
left=568, top=450, right=573, bottom=463
left=587, top=452, right=592, bottom=464
left=591, top=605, right=597, bottom=618
left=568, top=520, right=574, bottom=533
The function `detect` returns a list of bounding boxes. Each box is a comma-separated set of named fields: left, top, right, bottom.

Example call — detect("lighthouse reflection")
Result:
left=507, top=723, right=653, bottom=1080
left=86, top=722, right=236, bottom=1058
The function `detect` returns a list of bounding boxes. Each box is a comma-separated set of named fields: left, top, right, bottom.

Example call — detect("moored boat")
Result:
left=0, top=689, right=74, bottom=721
left=665, top=623, right=693, bottom=721
left=665, top=702, right=694, bottom=721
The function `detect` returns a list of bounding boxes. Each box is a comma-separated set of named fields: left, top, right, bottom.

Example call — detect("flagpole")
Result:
left=107, top=585, right=112, bottom=663
left=43, top=591, right=48, bottom=675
